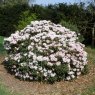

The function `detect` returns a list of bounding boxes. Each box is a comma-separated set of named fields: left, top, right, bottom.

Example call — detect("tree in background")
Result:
left=0, top=0, right=36, bottom=36
left=15, top=10, right=37, bottom=30
left=0, top=0, right=94, bottom=46
left=0, top=0, right=35, bottom=6
left=0, top=3, right=30, bottom=36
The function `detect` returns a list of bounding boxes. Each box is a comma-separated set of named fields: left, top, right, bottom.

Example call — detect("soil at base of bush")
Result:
left=0, top=55, right=95, bottom=95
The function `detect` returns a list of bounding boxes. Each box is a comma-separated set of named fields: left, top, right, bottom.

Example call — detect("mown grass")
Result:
left=0, top=83, right=21, bottom=95
left=86, top=47, right=95, bottom=64
left=0, top=36, right=17, bottom=95
left=0, top=83, right=12, bottom=95
left=81, top=47, right=95, bottom=95
left=0, top=36, right=6, bottom=55
left=82, top=84, right=95, bottom=95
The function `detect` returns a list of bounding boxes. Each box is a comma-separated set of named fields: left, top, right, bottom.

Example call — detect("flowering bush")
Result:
left=4, top=20, right=87, bottom=83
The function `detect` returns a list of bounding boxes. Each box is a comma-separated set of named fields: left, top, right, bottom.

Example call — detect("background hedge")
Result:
left=0, top=2, right=95, bottom=45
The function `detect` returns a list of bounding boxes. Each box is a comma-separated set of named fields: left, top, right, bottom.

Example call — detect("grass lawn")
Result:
left=0, top=86, right=10, bottom=95
left=0, top=36, right=6, bottom=55
left=0, top=83, right=13, bottom=95
left=0, top=82, right=20, bottom=95
left=0, top=36, right=15, bottom=95
left=82, top=84, right=95, bottom=95
left=81, top=47, right=95, bottom=95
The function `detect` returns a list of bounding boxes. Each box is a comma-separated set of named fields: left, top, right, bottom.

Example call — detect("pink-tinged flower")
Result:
left=5, top=57, right=9, bottom=61
left=36, top=56, right=43, bottom=61
left=56, top=61, right=61, bottom=66
left=66, top=76, right=71, bottom=80
left=51, top=73, right=56, bottom=77
left=47, top=62, right=53, bottom=66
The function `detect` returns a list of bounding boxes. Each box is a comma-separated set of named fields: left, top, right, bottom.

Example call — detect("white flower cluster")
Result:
left=4, top=20, right=87, bottom=82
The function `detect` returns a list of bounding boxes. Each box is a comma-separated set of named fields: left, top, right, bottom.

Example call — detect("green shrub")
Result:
left=15, top=10, right=37, bottom=30
left=81, top=65, right=89, bottom=75
left=53, top=64, right=68, bottom=81
left=4, top=20, right=88, bottom=84
left=60, top=20, right=84, bottom=42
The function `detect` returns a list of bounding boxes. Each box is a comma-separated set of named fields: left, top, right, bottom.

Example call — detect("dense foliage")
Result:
left=0, top=4, right=30, bottom=36
left=0, top=2, right=95, bottom=45
left=15, top=10, right=37, bottom=30
left=4, top=20, right=87, bottom=83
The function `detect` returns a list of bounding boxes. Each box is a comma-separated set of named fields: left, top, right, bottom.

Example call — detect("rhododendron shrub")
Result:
left=4, top=20, right=87, bottom=83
